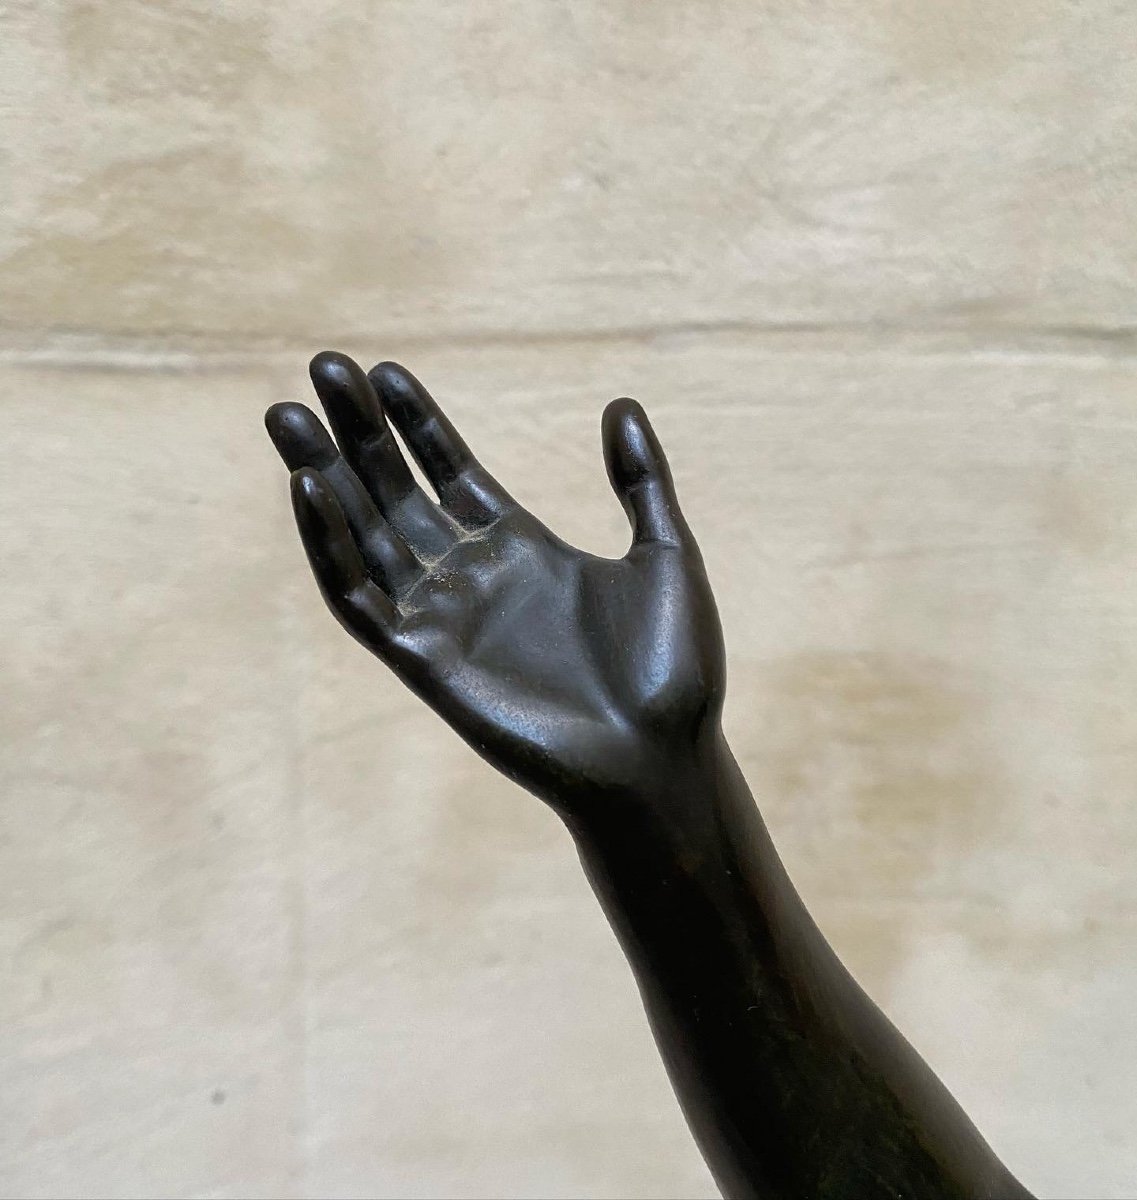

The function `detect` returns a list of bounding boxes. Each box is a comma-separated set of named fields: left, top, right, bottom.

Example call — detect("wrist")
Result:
left=565, top=728, right=798, bottom=931
left=565, top=724, right=738, bottom=854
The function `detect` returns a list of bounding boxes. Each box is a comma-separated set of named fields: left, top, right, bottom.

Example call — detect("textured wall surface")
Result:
left=3, top=3, right=1136, bottom=1197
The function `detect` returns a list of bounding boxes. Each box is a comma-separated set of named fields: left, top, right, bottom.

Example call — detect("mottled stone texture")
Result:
left=1, top=3, right=1135, bottom=1197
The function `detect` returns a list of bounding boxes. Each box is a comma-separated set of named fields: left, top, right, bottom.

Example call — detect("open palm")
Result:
left=266, top=353, right=724, bottom=815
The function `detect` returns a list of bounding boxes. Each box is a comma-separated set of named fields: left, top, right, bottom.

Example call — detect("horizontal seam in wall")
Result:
left=2, top=319, right=1137, bottom=372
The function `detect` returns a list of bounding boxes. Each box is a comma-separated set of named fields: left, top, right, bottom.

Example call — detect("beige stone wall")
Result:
left=3, top=3, right=1136, bottom=1196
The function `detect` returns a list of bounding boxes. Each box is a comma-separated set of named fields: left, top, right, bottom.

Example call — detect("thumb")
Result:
left=602, top=397, right=689, bottom=547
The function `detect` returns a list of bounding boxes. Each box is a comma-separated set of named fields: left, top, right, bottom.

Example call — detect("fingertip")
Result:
left=309, top=350, right=373, bottom=402
left=367, top=359, right=404, bottom=380
left=367, top=360, right=418, bottom=403
left=289, top=465, right=325, bottom=508
left=603, top=395, right=647, bottom=426
left=289, top=467, right=355, bottom=559
left=288, top=468, right=377, bottom=611
left=602, top=396, right=658, bottom=488
left=264, top=401, right=287, bottom=434
left=309, top=348, right=356, bottom=382
left=266, top=402, right=337, bottom=470
left=602, top=397, right=688, bottom=546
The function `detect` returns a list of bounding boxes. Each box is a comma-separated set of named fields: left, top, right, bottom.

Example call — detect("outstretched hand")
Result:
left=266, top=355, right=1034, bottom=1200
left=266, top=353, right=724, bottom=818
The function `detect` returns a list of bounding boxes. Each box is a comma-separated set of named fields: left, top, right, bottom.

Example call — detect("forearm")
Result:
left=567, top=732, right=1029, bottom=1200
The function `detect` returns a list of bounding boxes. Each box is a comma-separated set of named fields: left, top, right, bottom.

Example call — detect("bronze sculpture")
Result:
left=265, top=351, right=1032, bottom=1200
